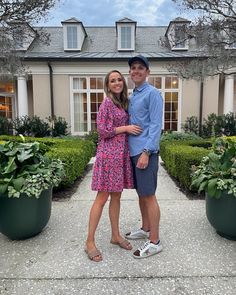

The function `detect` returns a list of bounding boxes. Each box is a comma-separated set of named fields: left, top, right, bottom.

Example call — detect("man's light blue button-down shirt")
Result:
left=128, top=82, right=163, bottom=157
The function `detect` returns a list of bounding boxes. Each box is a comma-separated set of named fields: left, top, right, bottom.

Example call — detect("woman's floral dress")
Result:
left=91, top=97, right=133, bottom=192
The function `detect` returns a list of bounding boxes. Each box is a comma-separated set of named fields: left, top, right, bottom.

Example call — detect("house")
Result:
left=0, top=17, right=235, bottom=135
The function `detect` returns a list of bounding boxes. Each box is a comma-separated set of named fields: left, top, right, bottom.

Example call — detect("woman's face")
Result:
left=108, top=72, right=124, bottom=97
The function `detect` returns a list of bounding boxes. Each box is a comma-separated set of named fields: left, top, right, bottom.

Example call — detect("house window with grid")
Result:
left=148, top=76, right=179, bottom=131
left=0, top=82, right=14, bottom=119
left=121, top=26, right=131, bottom=48
left=72, top=77, right=104, bottom=134
left=118, top=25, right=134, bottom=50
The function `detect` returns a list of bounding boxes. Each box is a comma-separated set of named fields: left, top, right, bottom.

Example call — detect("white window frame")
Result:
left=63, top=25, right=80, bottom=51
left=70, top=76, right=105, bottom=135
left=117, top=24, right=135, bottom=51
left=169, top=24, right=189, bottom=51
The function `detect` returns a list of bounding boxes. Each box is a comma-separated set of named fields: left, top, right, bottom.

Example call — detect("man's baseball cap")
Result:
left=128, top=55, right=149, bottom=69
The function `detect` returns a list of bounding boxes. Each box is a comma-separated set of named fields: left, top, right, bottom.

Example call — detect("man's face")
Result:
left=129, top=61, right=150, bottom=87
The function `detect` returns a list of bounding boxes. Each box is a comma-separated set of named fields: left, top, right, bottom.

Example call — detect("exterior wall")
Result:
left=32, top=74, right=51, bottom=119
left=181, top=75, right=219, bottom=126
left=181, top=79, right=200, bottom=126
left=202, top=76, right=219, bottom=118
left=53, top=74, right=70, bottom=123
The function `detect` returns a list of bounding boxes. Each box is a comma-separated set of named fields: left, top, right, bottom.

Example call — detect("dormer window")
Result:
left=61, top=17, right=87, bottom=51
left=116, top=18, right=136, bottom=51
left=67, top=26, right=78, bottom=49
left=165, top=17, right=191, bottom=51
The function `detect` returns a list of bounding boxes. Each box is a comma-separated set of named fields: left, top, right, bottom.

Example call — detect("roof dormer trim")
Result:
left=116, top=17, right=136, bottom=51
left=61, top=17, right=87, bottom=51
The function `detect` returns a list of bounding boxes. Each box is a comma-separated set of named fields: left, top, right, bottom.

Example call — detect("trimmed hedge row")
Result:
left=0, top=135, right=96, bottom=188
left=160, top=139, right=212, bottom=191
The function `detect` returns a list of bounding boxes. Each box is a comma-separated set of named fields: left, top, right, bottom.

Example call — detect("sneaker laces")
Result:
left=138, top=240, right=150, bottom=251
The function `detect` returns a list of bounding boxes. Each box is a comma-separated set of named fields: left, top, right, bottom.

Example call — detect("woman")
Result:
left=85, top=70, right=142, bottom=262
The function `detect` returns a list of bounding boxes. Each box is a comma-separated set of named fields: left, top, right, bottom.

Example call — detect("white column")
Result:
left=17, top=76, right=28, bottom=116
left=223, top=75, right=234, bottom=114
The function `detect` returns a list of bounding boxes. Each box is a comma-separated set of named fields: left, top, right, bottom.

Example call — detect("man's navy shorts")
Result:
left=131, top=153, right=159, bottom=197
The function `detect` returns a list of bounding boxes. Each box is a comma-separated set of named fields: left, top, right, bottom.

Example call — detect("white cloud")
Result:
left=37, top=0, right=190, bottom=26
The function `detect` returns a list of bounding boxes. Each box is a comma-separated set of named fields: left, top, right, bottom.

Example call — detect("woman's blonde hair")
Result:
left=104, top=70, right=128, bottom=110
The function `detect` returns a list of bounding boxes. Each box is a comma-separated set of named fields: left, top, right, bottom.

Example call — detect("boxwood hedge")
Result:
left=160, top=139, right=212, bottom=191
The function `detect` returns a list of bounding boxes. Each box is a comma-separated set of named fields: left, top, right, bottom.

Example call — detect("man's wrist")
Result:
left=142, top=149, right=151, bottom=156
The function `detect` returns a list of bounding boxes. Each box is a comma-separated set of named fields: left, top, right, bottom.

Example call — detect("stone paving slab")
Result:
left=1, top=277, right=236, bottom=295
left=0, top=164, right=235, bottom=295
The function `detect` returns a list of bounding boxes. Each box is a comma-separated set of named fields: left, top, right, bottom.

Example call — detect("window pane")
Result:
left=175, top=25, right=186, bottom=48
left=149, top=76, right=162, bottom=89
left=98, top=93, right=104, bottom=103
left=172, top=77, right=178, bottom=88
left=74, top=93, right=87, bottom=132
left=172, top=92, right=178, bottom=101
left=165, top=102, right=171, bottom=111
left=165, top=77, right=172, bottom=89
left=165, top=92, right=171, bottom=102
left=91, top=103, right=96, bottom=112
left=121, top=26, right=131, bottom=48
left=73, top=78, right=86, bottom=89
left=90, top=78, right=96, bottom=89
left=97, top=78, right=103, bottom=89
left=91, top=93, right=96, bottom=103
left=67, top=26, right=77, bottom=49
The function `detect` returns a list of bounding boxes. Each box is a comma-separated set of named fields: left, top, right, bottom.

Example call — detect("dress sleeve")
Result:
left=97, top=98, right=116, bottom=139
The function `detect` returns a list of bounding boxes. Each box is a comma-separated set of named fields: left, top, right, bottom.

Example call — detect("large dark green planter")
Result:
left=206, top=192, right=236, bottom=240
left=0, top=188, right=52, bottom=240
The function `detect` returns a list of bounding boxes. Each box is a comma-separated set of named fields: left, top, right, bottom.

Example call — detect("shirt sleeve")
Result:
left=96, top=98, right=116, bottom=139
left=144, top=89, right=163, bottom=151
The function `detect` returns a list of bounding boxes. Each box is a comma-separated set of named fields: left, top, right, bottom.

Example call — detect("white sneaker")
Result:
left=125, top=228, right=150, bottom=240
left=133, top=240, right=163, bottom=259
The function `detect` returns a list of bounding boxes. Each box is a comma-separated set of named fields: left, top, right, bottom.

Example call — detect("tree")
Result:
left=0, top=0, right=59, bottom=75
left=166, top=0, right=236, bottom=79
left=162, top=0, right=236, bottom=134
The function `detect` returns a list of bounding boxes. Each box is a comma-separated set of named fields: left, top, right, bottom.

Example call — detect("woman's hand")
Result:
left=126, top=125, right=142, bottom=135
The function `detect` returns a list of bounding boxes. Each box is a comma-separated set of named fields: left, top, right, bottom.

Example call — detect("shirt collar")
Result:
left=134, top=81, right=148, bottom=92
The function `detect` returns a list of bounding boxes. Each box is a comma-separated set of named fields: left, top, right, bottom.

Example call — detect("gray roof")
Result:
left=24, top=25, right=203, bottom=61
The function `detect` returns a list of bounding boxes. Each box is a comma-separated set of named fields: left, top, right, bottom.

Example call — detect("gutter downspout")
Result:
left=48, top=62, right=55, bottom=119
left=199, top=79, right=204, bottom=137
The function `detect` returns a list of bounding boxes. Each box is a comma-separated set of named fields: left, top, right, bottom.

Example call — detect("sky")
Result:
left=37, top=0, right=196, bottom=27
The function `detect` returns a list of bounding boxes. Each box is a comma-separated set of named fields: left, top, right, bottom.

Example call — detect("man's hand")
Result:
left=136, top=152, right=149, bottom=169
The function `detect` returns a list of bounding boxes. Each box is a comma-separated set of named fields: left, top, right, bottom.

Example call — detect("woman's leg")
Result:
left=86, top=191, right=109, bottom=261
left=109, top=192, right=132, bottom=250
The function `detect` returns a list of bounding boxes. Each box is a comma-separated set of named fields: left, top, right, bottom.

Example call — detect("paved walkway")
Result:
left=0, top=160, right=236, bottom=295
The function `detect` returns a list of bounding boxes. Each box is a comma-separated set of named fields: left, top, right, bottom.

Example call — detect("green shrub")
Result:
left=47, top=140, right=95, bottom=186
left=160, top=139, right=212, bottom=192
left=13, top=115, right=51, bottom=137
left=182, top=116, right=199, bottom=135
left=84, top=129, right=99, bottom=147
left=47, top=116, right=70, bottom=137
left=0, top=116, right=12, bottom=135
left=161, top=131, right=201, bottom=141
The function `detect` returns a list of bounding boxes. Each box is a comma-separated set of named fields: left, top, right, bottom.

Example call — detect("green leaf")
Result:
left=2, top=157, right=17, bottom=174
left=12, top=177, right=25, bottom=191
left=0, top=183, right=8, bottom=195
left=207, top=178, right=218, bottom=197
left=17, top=149, right=33, bottom=162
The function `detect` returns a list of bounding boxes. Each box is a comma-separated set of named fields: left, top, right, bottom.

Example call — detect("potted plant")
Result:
left=0, top=137, right=64, bottom=240
left=191, top=137, right=236, bottom=240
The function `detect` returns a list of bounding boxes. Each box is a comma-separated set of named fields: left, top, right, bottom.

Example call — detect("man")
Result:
left=126, top=55, right=163, bottom=259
